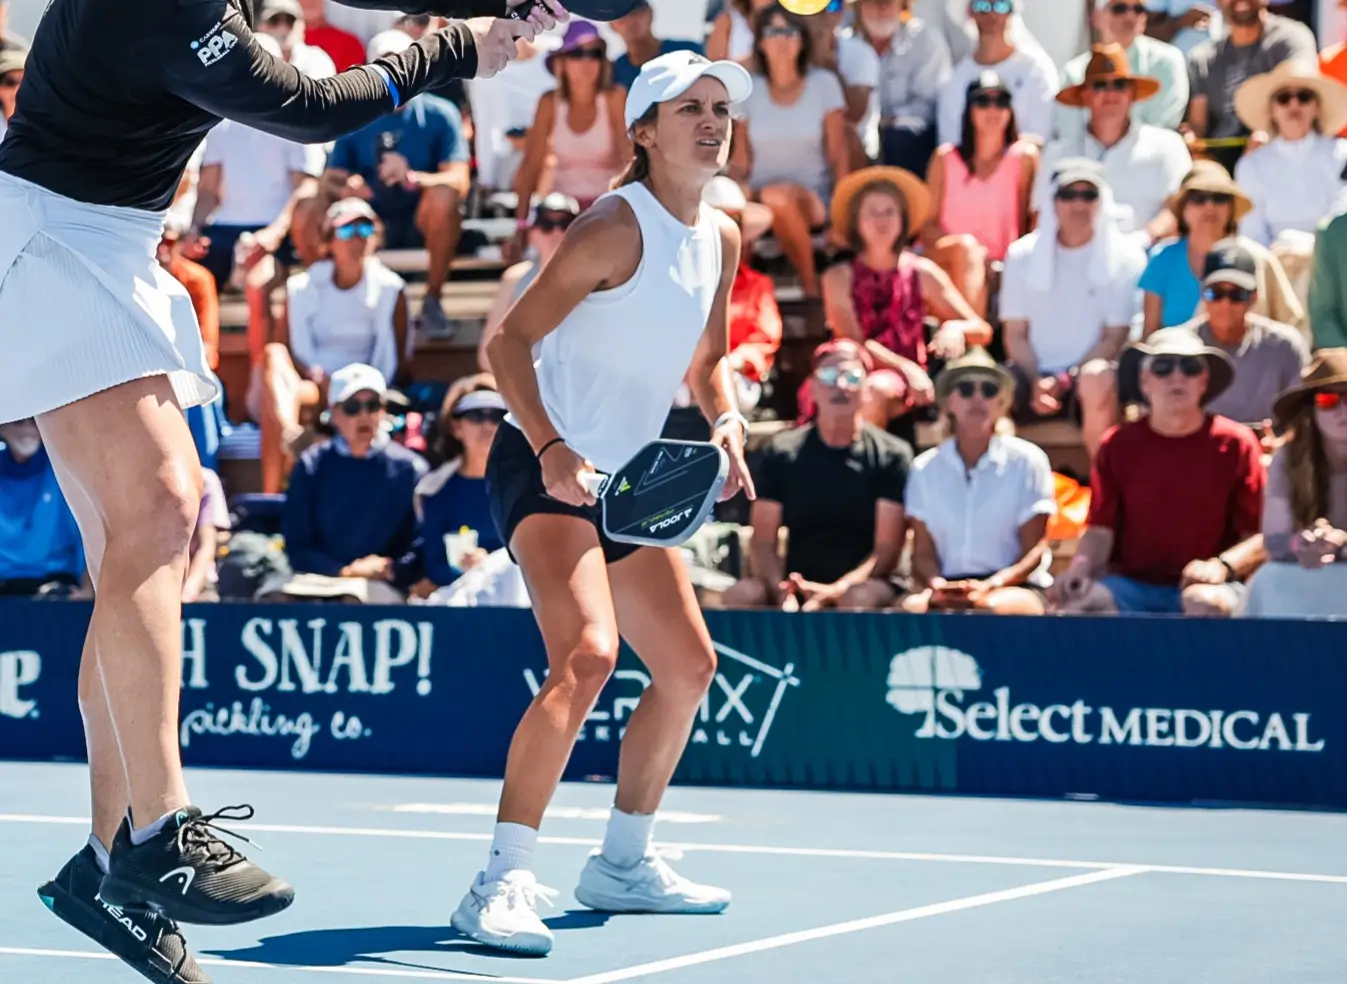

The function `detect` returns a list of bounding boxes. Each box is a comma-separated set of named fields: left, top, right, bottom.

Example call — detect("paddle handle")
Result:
left=580, top=472, right=606, bottom=497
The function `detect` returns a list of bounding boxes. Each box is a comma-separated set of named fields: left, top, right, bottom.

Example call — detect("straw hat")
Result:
left=934, top=347, right=1015, bottom=404
left=1118, top=327, right=1235, bottom=407
left=1233, top=59, right=1347, bottom=136
left=830, top=166, right=931, bottom=244
left=1272, top=348, right=1347, bottom=427
left=1166, top=160, right=1254, bottom=223
left=1056, top=44, right=1161, bottom=108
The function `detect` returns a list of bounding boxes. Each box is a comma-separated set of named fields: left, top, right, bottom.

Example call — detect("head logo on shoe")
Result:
left=160, top=867, right=197, bottom=896
left=97, top=899, right=151, bottom=944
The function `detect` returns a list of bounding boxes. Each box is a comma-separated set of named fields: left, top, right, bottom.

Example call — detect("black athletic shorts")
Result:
left=486, top=422, right=641, bottom=566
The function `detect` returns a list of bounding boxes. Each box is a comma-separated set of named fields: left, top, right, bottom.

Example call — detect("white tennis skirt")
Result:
left=0, top=171, right=218, bottom=425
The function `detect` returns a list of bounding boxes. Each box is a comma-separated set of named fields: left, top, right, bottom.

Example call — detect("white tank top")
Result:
left=517, top=182, right=723, bottom=473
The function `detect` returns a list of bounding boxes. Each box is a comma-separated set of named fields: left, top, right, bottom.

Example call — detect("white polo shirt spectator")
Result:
left=465, top=40, right=558, bottom=192
left=836, top=28, right=882, bottom=161
left=939, top=45, right=1059, bottom=146
left=906, top=433, right=1057, bottom=586
left=199, top=120, right=325, bottom=229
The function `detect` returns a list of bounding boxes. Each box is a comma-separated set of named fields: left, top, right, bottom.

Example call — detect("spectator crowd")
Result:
left=3, top=0, right=1347, bottom=619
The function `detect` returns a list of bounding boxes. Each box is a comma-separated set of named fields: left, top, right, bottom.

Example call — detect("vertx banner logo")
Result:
left=525, top=642, right=800, bottom=755
left=885, top=646, right=1325, bottom=752
left=0, top=650, right=41, bottom=721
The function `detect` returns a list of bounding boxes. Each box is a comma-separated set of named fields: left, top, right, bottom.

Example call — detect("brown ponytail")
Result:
left=612, top=103, right=660, bottom=190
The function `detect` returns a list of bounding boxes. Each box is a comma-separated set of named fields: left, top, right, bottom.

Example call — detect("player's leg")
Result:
left=36, top=456, right=212, bottom=984
left=451, top=512, right=619, bottom=956
left=36, top=375, right=293, bottom=925
left=573, top=545, right=731, bottom=914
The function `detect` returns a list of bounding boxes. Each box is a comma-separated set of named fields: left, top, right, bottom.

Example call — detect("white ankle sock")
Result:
left=484, top=822, right=537, bottom=882
left=601, top=808, right=655, bottom=868
left=88, top=835, right=111, bottom=874
left=129, top=810, right=175, bottom=847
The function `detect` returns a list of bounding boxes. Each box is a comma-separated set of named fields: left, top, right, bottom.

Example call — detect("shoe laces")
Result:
left=642, top=849, right=690, bottom=889
left=176, top=805, right=259, bottom=871
left=488, top=877, right=559, bottom=915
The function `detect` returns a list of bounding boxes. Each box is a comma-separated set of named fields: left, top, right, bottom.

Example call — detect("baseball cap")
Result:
left=452, top=390, right=508, bottom=415
left=260, top=0, right=303, bottom=19
left=326, top=198, right=377, bottom=228
left=624, top=50, right=753, bottom=129
left=1201, top=239, right=1258, bottom=291
left=1050, top=157, right=1106, bottom=192
left=329, top=364, right=388, bottom=405
left=0, top=48, right=26, bottom=77
left=532, top=192, right=581, bottom=219
left=367, top=29, right=414, bottom=61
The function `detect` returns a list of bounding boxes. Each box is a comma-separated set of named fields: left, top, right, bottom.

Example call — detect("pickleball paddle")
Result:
left=578, top=439, right=728, bottom=547
left=511, top=0, right=641, bottom=22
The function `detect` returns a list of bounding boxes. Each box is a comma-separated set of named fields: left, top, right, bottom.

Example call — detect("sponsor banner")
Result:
left=0, top=601, right=1343, bottom=808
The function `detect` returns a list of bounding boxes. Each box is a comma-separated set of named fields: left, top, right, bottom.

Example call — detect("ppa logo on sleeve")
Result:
left=0, top=650, right=42, bottom=721
left=191, top=23, right=239, bottom=67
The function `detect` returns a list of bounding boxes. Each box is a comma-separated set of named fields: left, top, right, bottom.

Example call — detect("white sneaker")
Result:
left=574, top=850, right=731, bottom=914
left=450, top=870, right=558, bottom=956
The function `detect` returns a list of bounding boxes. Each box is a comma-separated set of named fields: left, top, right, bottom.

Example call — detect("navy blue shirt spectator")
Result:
left=280, top=364, right=429, bottom=591
left=608, top=0, right=703, bottom=91
left=0, top=420, right=85, bottom=594
left=612, top=39, right=703, bottom=90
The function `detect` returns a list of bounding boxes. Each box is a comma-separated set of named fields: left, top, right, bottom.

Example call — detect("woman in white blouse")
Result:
left=258, top=198, right=408, bottom=492
left=1233, top=61, right=1347, bottom=304
left=899, top=348, right=1056, bottom=615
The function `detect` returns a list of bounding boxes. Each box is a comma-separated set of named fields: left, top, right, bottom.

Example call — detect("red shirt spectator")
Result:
left=297, top=0, right=366, bottom=71
left=1088, top=413, right=1264, bottom=585
left=727, top=262, right=782, bottom=384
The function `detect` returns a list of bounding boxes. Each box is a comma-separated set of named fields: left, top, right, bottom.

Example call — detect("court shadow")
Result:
left=206, top=913, right=613, bottom=971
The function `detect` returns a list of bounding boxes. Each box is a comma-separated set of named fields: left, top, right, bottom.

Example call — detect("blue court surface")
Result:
left=2, top=762, right=1346, bottom=983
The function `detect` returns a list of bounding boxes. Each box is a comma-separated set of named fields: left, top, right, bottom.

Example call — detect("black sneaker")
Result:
left=38, top=845, right=211, bottom=984
left=98, top=805, right=295, bottom=925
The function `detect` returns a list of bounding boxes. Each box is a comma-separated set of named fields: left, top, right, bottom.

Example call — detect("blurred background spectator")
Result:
left=1308, top=203, right=1347, bottom=349
left=723, top=340, right=910, bottom=611
left=707, top=0, right=778, bottom=64
left=921, top=71, right=1037, bottom=316
left=466, top=35, right=558, bottom=197
left=410, top=375, right=507, bottom=600
left=255, top=0, right=337, bottom=77
left=1140, top=160, right=1304, bottom=334
left=1241, top=349, right=1347, bottom=616
left=0, top=0, right=27, bottom=51
left=0, top=419, right=85, bottom=598
left=1232, top=60, right=1347, bottom=304
left=1001, top=160, right=1145, bottom=458
left=295, top=0, right=365, bottom=70
left=611, top=0, right=704, bottom=89
left=325, top=29, right=470, bottom=337
left=1056, top=0, right=1189, bottom=146
left=269, top=364, right=427, bottom=604
left=260, top=199, right=409, bottom=494
left=182, top=468, right=230, bottom=604
left=901, top=349, right=1056, bottom=615
left=0, top=46, right=22, bottom=143
left=1038, top=45, right=1191, bottom=246
left=938, top=0, right=1059, bottom=148
left=1145, top=0, right=1223, bottom=57
left=1054, top=328, right=1266, bottom=615
left=819, top=166, right=991, bottom=446
left=512, top=19, right=630, bottom=244
left=730, top=3, right=849, bottom=298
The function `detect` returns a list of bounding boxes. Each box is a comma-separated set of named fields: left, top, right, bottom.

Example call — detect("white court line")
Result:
left=0, top=947, right=559, bottom=983
left=3, top=814, right=1346, bottom=886
left=562, top=868, right=1145, bottom=984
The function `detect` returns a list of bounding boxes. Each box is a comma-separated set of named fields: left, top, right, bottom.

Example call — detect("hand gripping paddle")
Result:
left=511, top=0, right=641, bottom=22
left=578, top=439, right=728, bottom=548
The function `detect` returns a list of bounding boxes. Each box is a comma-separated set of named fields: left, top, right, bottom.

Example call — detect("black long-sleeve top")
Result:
left=0, top=0, right=508, bottom=211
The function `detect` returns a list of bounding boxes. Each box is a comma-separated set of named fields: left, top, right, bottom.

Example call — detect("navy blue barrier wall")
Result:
left=1, top=600, right=1343, bottom=809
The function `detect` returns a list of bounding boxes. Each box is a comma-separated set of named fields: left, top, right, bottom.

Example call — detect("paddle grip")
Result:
left=579, top=472, right=606, bottom=497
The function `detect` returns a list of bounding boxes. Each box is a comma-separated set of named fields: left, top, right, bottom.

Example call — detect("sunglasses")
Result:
left=1273, top=88, right=1317, bottom=106
left=762, top=25, right=801, bottom=38
left=971, top=0, right=1014, bottom=13
left=264, top=13, right=297, bottom=26
left=1202, top=285, right=1252, bottom=304
left=955, top=379, right=1002, bottom=400
left=815, top=365, right=866, bottom=388
left=562, top=47, right=606, bottom=60
left=338, top=396, right=383, bottom=416
left=1147, top=355, right=1205, bottom=378
left=1090, top=78, right=1133, bottom=93
left=0, top=74, right=19, bottom=89
left=334, top=220, right=376, bottom=241
left=971, top=93, right=1011, bottom=109
left=1315, top=391, right=1347, bottom=411
left=1055, top=186, right=1099, bottom=203
left=533, top=213, right=575, bottom=233
left=1187, top=191, right=1232, bottom=207
left=1107, top=2, right=1147, bottom=13
left=453, top=408, right=507, bottom=424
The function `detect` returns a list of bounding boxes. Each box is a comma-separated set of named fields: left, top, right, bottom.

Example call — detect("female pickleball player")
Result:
left=462, top=50, right=757, bottom=956
left=0, top=0, right=563, bottom=980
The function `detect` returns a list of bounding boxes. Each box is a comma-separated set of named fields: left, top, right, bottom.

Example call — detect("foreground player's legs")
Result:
left=37, top=375, right=293, bottom=925
left=452, top=514, right=620, bottom=956
left=574, top=546, right=730, bottom=914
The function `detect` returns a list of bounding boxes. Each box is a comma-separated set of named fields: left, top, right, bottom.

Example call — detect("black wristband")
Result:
left=537, top=436, right=566, bottom=461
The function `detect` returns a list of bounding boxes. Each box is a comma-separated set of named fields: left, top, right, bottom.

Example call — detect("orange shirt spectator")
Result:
left=168, top=254, right=221, bottom=372
left=1321, top=43, right=1347, bottom=136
